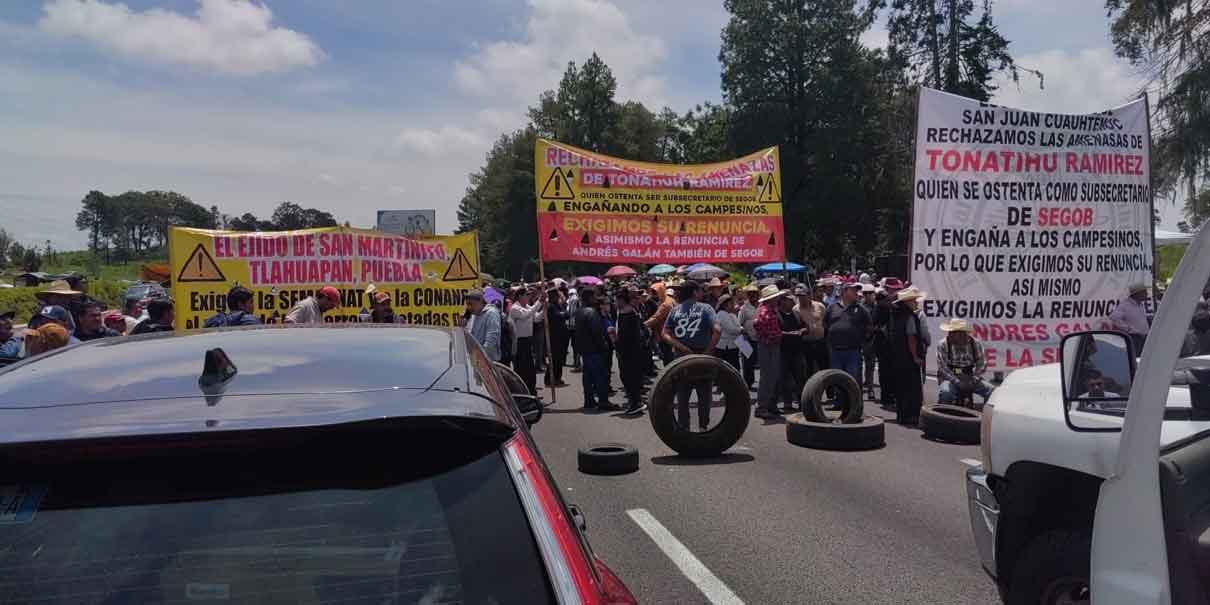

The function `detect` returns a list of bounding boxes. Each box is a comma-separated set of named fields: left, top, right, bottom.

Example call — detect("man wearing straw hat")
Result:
left=753, top=285, right=791, bottom=419
left=1109, top=283, right=1151, bottom=352
left=887, top=286, right=927, bottom=425
left=936, top=318, right=994, bottom=405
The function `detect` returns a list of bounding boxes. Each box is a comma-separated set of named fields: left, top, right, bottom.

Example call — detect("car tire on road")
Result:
left=785, top=413, right=885, bottom=451
left=800, top=369, right=864, bottom=424
left=649, top=354, right=751, bottom=457
left=1005, top=529, right=1090, bottom=605
left=493, top=361, right=531, bottom=396
left=920, top=404, right=982, bottom=444
left=578, top=443, right=640, bottom=475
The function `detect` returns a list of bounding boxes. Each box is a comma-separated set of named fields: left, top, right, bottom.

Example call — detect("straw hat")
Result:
left=707, top=277, right=724, bottom=288
left=742, top=283, right=760, bottom=293
left=38, top=280, right=83, bottom=297
left=940, top=318, right=972, bottom=333
left=896, top=286, right=926, bottom=303
left=759, top=285, right=789, bottom=303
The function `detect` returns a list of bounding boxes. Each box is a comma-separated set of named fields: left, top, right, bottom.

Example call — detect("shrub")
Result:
left=0, top=280, right=128, bottom=324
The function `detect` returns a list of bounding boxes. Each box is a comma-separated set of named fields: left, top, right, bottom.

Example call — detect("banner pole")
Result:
left=538, top=256, right=557, bottom=404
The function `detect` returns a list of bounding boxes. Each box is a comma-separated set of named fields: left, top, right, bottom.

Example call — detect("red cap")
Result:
left=319, top=286, right=341, bottom=303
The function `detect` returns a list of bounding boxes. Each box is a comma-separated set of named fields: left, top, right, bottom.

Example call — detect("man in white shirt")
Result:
left=1110, top=283, right=1151, bottom=352
left=508, top=287, right=545, bottom=396
left=737, top=284, right=761, bottom=390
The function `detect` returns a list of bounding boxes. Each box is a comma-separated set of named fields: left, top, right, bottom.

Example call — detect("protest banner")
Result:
left=169, top=226, right=481, bottom=330
left=535, top=139, right=785, bottom=264
left=911, top=87, right=1154, bottom=370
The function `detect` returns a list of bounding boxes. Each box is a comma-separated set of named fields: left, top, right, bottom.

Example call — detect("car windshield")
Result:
left=0, top=429, right=552, bottom=605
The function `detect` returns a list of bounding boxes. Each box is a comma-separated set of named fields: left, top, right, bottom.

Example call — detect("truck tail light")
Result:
left=504, top=435, right=638, bottom=605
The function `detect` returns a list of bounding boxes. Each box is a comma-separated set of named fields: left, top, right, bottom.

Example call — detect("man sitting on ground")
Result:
left=936, top=318, right=994, bottom=405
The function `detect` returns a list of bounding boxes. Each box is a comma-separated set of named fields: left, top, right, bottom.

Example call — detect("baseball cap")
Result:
left=318, top=286, right=341, bottom=304
left=29, top=305, right=71, bottom=328
left=371, top=290, right=391, bottom=304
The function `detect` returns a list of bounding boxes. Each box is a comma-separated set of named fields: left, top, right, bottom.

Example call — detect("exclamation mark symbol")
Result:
left=554, top=170, right=562, bottom=196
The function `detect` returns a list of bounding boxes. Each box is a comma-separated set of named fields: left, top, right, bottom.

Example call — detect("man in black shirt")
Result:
left=825, top=282, right=871, bottom=388
left=574, top=288, right=617, bottom=410
left=777, top=293, right=805, bottom=412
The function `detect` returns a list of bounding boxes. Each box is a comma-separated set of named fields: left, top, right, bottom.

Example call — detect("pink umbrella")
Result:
left=603, top=265, right=636, bottom=278
left=576, top=276, right=603, bottom=286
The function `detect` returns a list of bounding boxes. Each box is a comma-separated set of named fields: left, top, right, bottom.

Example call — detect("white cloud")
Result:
left=452, top=0, right=668, bottom=109
left=992, top=48, right=1144, bottom=114
left=395, top=126, right=489, bottom=156
left=37, top=0, right=323, bottom=76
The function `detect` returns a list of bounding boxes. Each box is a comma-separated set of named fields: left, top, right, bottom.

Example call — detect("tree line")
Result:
left=74, top=191, right=338, bottom=262
left=456, top=0, right=1038, bottom=279
left=457, top=0, right=1206, bottom=279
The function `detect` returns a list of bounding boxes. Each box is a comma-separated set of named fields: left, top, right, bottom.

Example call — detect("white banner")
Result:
left=911, top=87, right=1153, bottom=370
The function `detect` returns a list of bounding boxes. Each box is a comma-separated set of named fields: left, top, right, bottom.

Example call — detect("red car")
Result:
left=0, top=324, right=636, bottom=605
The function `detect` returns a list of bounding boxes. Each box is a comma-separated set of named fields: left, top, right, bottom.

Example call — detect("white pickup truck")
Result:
left=967, top=227, right=1210, bottom=605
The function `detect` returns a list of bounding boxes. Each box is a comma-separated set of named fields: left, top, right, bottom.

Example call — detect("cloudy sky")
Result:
left=0, top=0, right=1179, bottom=250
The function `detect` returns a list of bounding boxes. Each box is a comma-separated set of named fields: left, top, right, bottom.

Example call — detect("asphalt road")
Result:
left=529, top=365, right=999, bottom=605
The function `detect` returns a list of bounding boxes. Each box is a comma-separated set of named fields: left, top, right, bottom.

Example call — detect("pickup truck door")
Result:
left=1091, top=227, right=1210, bottom=605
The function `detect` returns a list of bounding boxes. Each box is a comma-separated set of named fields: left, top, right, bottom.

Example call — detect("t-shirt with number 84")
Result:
left=664, top=302, right=717, bottom=353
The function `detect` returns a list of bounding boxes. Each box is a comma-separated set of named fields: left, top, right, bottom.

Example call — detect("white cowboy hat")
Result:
left=940, top=318, right=972, bottom=332
left=759, top=285, right=789, bottom=303
left=896, top=286, right=926, bottom=303
left=861, top=283, right=876, bottom=293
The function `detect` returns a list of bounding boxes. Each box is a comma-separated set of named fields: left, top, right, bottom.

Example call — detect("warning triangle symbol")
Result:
left=442, top=248, right=479, bottom=281
left=757, top=173, right=780, bottom=203
left=178, top=243, right=226, bottom=282
left=546, top=201, right=557, bottom=212
left=580, top=232, right=591, bottom=245
left=768, top=232, right=777, bottom=246
left=549, top=229, right=559, bottom=240
left=540, top=167, right=575, bottom=200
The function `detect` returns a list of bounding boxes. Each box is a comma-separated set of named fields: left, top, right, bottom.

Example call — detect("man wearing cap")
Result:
left=29, top=305, right=82, bottom=344
left=825, top=282, right=872, bottom=387
left=753, top=286, right=789, bottom=418
left=738, top=284, right=761, bottom=389
left=286, top=286, right=341, bottom=325
left=794, top=285, right=828, bottom=379
left=0, top=311, right=20, bottom=359
left=508, top=287, right=545, bottom=396
left=936, top=318, right=994, bottom=405
left=36, top=279, right=86, bottom=327
left=463, top=289, right=503, bottom=361
left=369, top=290, right=398, bottom=324
left=1110, top=283, right=1151, bottom=352
left=205, top=286, right=263, bottom=328
left=74, top=301, right=121, bottom=342
left=662, top=280, right=721, bottom=430
left=576, top=288, right=617, bottom=410
left=131, top=299, right=175, bottom=335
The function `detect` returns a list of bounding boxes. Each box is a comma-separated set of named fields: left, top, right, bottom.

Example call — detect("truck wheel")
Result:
left=920, top=404, right=981, bottom=444
left=578, top=443, right=640, bottom=475
left=493, top=362, right=531, bottom=396
left=800, top=369, right=864, bottom=424
left=785, top=413, right=885, bottom=451
left=1007, top=530, right=1090, bottom=605
left=649, top=354, right=751, bottom=457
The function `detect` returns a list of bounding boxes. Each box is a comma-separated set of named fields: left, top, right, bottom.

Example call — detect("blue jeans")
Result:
left=830, top=348, right=863, bottom=387
left=939, top=379, right=994, bottom=404
left=581, top=352, right=611, bottom=406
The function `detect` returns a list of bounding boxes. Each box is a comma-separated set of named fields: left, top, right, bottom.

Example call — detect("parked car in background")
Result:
left=0, top=324, right=636, bottom=605
left=123, top=281, right=167, bottom=303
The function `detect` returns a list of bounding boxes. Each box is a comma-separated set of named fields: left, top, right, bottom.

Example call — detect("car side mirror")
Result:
left=1060, top=331, right=1136, bottom=432
left=514, top=394, right=543, bottom=426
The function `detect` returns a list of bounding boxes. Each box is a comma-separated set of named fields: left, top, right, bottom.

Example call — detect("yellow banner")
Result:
left=168, top=226, right=481, bottom=330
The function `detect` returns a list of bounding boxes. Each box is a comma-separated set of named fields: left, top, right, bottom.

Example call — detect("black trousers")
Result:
left=513, top=337, right=537, bottom=396
left=619, top=350, right=645, bottom=404
left=803, top=338, right=829, bottom=377
left=546, top=330, right=567, bottom=385
left=741, top=346, right=757, bottom=387
left=878, top=349, right=895, bottom=406
left=895, top=362, right=923, bottom=424
left=780, top=350, right=806, bottom=406
left=715, top=348, right=741, bottom=374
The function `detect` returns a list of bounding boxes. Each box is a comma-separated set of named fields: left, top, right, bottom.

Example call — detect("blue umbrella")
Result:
left=754, top=261, right=808, bottom=274
left=648, top=264, right=676, bottom=275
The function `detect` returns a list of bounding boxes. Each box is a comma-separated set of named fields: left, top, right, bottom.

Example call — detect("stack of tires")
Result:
left=920, top=404, right=981, bottom=444
left=786, top=370, right=885, bottom=451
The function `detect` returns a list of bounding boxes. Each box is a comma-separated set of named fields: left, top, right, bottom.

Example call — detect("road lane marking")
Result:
left=626, top=508, right=743, bottom=605
left=960, top=458, right=982, bottom=468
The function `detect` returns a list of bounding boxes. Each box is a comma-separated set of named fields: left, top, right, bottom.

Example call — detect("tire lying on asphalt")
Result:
left=800, top=369, right=864, bottom=424
left=493, top=361, right=530, bottom=396
left=649, top=354, right=751, bottom=457
left=578, top=443, right=640, bottom=475
left=920, top=404, right=982, bottom=444
left=785, top=412, right=885, bottom=451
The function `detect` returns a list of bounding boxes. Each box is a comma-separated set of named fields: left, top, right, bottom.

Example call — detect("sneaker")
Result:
left=754, top=408, right=773, bottom=419
left=598, top=402, right=621, bottom=411
left=623, top=403, right=647, bottom=416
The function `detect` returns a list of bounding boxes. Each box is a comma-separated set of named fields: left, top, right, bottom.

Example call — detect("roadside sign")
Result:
left=376, top=210, right=436, bottom=237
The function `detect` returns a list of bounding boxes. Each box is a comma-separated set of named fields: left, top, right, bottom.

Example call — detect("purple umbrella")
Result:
left=483, top=286, right=504, bottom=304
left=576, top=276, right=603, bottom=286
